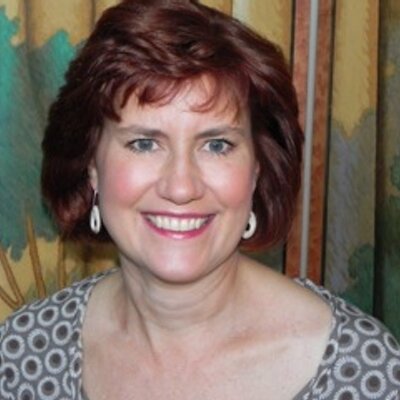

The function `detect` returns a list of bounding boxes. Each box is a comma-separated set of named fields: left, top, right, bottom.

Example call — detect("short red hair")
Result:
left=41, top=0, right=303, bottom=251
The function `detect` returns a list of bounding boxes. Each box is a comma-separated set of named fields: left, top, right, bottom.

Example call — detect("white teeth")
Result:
left=162, top=217, right=171, bottom=230
left=147, top=215, right=208, bottom=232
left=181, top=219, right=189, bottom=230
left=170, top=218, right=179, bottom=230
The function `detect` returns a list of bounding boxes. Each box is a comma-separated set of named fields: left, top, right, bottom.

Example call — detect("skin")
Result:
left=83, top=78, right=332, bottom=400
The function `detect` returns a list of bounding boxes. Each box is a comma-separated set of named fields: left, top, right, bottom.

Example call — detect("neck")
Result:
left=113, top=252, right=245, bottom=354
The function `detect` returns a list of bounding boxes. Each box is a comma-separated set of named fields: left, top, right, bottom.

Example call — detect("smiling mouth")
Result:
left=145, top=215, right=211, bottom=232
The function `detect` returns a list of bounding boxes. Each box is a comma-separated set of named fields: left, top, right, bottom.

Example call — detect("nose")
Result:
left=156, top=153, right=205, bottom=204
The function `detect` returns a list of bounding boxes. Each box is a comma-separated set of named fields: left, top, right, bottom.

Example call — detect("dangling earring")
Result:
left=90, top=190, right=101, bottom=234
left=242, top=211, right=256, bottom=240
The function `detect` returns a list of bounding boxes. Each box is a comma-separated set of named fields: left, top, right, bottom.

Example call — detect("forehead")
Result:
left=116, top=74, right=247, bottom=126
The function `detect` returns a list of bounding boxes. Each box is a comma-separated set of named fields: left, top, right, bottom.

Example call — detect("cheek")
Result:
left=97, top=158, right=152, bottom=205
left=206, top=164, right=256, bottom=208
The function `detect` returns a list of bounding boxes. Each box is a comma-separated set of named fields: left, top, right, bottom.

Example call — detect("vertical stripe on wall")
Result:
left=232, top=0, right=293, bottom=273
left=299, top=0, right=320, bottom=279
left=286, top=0, right=310, bottom=278
left=287, top=0, right=333, bottom=283
left=376, top=0, right=400, bottom=339
left=324, top=0, right=378, bottom=314
left=306, top=0, right=333, bottom=283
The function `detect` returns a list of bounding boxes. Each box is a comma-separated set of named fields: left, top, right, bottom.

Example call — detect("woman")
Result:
left=1, top=0, right=399, bottom=399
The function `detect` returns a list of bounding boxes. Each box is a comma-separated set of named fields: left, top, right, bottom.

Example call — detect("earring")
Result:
left=90, top=190, right=101, bottom=234
left=242, top=211, right=256, bottom=240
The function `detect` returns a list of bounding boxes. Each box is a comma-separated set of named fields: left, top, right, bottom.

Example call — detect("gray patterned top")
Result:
left=0, top=268, right=399, bottom=400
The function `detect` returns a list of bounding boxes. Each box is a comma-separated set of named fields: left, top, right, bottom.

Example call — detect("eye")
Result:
left=203, top=139, right=234, bottom=155
left=127, top=138, right=159, bottom=153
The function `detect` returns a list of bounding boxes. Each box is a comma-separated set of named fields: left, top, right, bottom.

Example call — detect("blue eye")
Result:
left=204, top=139, right=233, bottom=155
left=128, top=139, right=158, bottom=153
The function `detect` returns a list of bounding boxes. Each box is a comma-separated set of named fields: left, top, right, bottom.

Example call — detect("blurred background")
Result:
left=0, top=0, right=399, bottom=339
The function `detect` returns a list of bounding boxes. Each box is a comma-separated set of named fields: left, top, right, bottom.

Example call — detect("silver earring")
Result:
left=242, top=211, right=256, bottom=240
left=90, top=191, right=101, bottom=234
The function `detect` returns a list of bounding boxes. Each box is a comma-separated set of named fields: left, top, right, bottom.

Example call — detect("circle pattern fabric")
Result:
left=295, top=279, right=400, bottom=399
left=0, top=271, right=110, bottom=400
left=0, top=270, right=398, bottom=399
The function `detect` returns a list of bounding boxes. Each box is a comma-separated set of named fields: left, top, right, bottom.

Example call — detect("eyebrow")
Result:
left=114, top=124, right=246, bottom=139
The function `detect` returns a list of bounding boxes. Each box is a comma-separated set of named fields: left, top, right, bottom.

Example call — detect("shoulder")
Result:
left=0, top=270, right=109, bottom=338
left=0, top=269, right=114, bottom=399
left=296, top=279, right=400, bottom=399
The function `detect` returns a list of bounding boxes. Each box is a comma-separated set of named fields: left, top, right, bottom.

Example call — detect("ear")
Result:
left=88, top=161, right=99, bottom=191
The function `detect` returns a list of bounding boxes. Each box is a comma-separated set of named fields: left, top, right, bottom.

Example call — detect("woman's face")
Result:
left=90, top=80, right=259, bottom=284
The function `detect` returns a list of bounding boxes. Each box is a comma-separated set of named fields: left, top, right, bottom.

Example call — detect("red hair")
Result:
left=42, top=0, right=303, bottom=250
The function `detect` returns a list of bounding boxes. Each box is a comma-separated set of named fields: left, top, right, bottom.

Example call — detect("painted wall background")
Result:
left=0, top=0, right=399, bottom=339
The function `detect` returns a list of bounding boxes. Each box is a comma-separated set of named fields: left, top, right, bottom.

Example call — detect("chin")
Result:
left=149, top=264, right=210, bottom=285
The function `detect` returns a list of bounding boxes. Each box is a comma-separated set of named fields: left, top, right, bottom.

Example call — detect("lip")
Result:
left=142, top=211, right=212, bottom=218
left=142, top=212, right=215, bottom=239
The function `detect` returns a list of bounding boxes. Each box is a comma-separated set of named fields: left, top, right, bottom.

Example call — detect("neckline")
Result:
left=76, top=268, right=119, bottom=400
left=76, top=271, right=338, bottom=399
left=291, top=278, right=339, bottom=398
